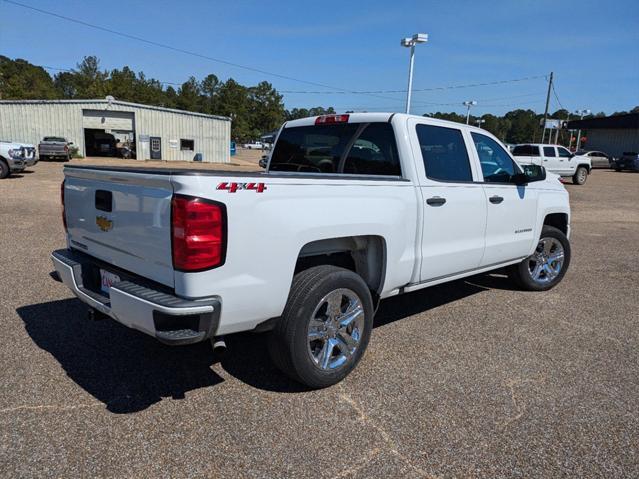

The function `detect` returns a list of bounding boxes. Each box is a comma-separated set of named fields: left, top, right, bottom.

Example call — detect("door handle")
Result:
left=426, top=196, right=446, bottom=206
left=489, top=195, right=504, bottom=204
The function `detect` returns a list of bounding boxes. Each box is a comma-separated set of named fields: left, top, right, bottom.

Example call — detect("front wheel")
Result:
left=509, top=225, right=571, bottom=291
left=0, top=160, right=9, bottom=179
left=573, top=166, right=588, bottom=185
left=268, top=265, right=374, bottom=388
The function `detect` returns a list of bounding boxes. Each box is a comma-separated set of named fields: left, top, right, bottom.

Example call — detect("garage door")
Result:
left=83, top=110, right=134, bottom=130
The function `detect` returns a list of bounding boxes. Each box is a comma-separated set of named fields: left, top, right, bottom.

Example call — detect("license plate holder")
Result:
left=99, top=269, right=121, bottom=295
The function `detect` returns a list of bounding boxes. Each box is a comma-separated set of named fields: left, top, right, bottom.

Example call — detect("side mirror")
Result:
left=69, top=142, right=74, bottom=145
left=514, top=164, right=546, bottom=185
left=259, top=156, right=268, bottom=169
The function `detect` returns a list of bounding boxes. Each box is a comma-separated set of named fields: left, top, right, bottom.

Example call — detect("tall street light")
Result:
left=574, top=109, right=591, bottom=151
left=476, top=117, right=485, bottom=128
left=401, top=33, right=428, bottom=114
left=463, top=100, right=477, bottom=124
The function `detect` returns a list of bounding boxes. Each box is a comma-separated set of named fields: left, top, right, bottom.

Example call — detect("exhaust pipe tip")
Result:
left=211, top=336, right=227, bottom=356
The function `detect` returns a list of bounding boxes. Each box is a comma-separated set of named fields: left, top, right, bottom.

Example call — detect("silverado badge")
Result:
left=96, top=215, right=113, bottom=232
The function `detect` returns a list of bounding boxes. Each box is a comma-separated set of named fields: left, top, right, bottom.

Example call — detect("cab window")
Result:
left=416, top=124, right=472, bottom=182
left=471, top=133, right=520, bottom=183
left=543, top=146, right=556, bottom=157
left=557, top=147, right=572, bottom=158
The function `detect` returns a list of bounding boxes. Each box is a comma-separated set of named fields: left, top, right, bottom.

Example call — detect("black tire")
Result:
left=0, top=159, right=9, bottom=179
left=509, top=225, right=571, bottom=291
left=268, top=265, right=374, bottom=388
left=572, top=166, right=588, bottom=185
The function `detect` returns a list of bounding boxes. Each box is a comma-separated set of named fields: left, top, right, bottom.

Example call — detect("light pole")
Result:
left=401, top=33, right=428, bottom=114
left=574, top=109, right=590, bottom=151
left=476, top=117, right=485, bottom=128
left=463, top=100, right=477, bottom=124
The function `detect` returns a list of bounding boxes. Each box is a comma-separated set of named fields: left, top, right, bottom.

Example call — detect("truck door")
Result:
left=408, top=119, right=487, bottom=282
left=150, top=137, right=162, bottom=160
left=556, top=146, right=575, bottom=175
left=470, top=133, right=539, bottom=265
left=542, top=146, right=562, bottom=173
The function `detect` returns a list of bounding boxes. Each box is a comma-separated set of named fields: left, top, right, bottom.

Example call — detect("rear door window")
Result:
left=416, top=124, right=472, bottom=182
left=269, top=122, right=401, bottom=176
left=512, top=145, right=539, bottom=157
left=543, top=146, right=557, bottom=157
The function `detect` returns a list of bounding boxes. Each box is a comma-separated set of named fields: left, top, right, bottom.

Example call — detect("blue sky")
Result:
left=2, top=0, right=638, bottom=116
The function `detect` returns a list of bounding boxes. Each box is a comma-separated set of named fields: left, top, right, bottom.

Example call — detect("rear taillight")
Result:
left=64, top=145, right=69, bottom=152
left=315, top=114, right=349, bottom=125
left=171, top=195, right=226, bottom=272
left=61, top=180, right=67, bottom=232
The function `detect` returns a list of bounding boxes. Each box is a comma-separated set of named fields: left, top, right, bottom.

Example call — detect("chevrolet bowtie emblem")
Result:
left=96, top=215, right=113, bottom=232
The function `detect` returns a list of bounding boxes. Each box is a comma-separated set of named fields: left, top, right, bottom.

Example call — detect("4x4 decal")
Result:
left=216, top=182, right=267, bottom=193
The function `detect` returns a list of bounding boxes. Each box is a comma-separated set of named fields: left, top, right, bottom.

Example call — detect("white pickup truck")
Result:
left=512, top=144, right=591, bottom=185
left=52, top=113, right=571, bottom=388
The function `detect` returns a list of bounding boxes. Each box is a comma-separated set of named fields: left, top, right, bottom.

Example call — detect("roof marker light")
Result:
left=315, top=114, right=350, bottom=125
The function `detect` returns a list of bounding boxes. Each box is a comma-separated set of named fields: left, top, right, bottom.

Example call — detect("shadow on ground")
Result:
left=17, top=273, right=509, bottom=412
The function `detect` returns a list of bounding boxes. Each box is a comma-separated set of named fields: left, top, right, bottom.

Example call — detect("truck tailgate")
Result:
left=63, top=167, right=174, bottom=287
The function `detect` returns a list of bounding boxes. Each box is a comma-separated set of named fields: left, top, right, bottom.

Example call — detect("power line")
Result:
left=3, top=0, right=395, bottom=100
left=280, top=75, right=548, bottom=94
left=551, top=82, right=567, bottom=111
left=36, top=63, right=546, bottom=108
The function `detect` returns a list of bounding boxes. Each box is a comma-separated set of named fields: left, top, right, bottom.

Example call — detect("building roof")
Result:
left=567, top=113, right=639, bottom=130
left=0, top=98, right=231, bottom=121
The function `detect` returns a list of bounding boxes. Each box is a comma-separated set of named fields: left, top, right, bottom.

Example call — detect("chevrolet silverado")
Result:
left=52, top=113, right=571, bottom=388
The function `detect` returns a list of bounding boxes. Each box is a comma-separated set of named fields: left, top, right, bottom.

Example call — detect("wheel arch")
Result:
left=294, top=235, right=387, bottom=296
left=543, top=212, right=569, bottom=236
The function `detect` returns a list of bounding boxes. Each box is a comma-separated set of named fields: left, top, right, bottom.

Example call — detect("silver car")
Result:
left=577, top=150, right=611, bottom=169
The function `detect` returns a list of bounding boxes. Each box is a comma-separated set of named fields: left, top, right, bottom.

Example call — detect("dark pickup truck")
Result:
left=38, top=136, right=72, bottom=161
left=611, top=152, right=639, bottom=172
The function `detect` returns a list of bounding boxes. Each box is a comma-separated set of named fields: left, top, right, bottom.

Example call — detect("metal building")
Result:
left=0, top=99, right=231, bottom=163
left=568, top=113, right=639, bottom=158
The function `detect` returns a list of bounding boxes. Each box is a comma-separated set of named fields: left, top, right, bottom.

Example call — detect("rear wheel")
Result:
left=268, top=265, right=374, bottom=388
left=509, top=225, right=571, bottom=291
left=573, top=166, right=588, bottom=185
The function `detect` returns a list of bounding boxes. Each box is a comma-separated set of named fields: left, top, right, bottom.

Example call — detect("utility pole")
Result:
left=541, top=71, right=553, bottom=144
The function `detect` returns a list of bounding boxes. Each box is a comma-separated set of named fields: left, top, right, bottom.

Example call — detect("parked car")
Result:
left=576, top=150, right=612, bottom=169
left=39, top=136, right=72, bottom=161
left=0, top=140, right=35, bottom=178
left=242, top=141, right=264, bottom=149
left=512, top=144, right=591, bottom=185
left=611, top=152, right=639, bottom=172
left=52, top=113, right=571, bottom=388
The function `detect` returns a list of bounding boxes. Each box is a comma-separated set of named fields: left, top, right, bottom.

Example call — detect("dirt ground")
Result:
left=0, top=164, right=638, bottom=478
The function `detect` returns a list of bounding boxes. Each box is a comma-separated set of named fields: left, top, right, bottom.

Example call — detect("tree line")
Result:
left=1, top=55, right=637, bottom=144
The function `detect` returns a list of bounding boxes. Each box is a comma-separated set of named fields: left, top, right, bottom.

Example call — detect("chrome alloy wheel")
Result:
left=577, top=168, right=587, bottom=183
left=528, top=237, right=565, bottom=285
left=307, top=288, right=365, bottom=371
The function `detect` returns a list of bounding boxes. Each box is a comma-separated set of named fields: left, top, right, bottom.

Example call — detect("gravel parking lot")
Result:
left=1, top=162, right=637, bottom=478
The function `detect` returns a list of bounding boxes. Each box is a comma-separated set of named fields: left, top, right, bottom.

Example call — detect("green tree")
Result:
left=248, top=81, right=285, bottom=137
left=214, top=79, right=251, bottom=141
left=0, top=55, right=57, bottom=99
left=176, top=77, right=202, bottom=112
left=73, top=56, right=108, bottom=98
